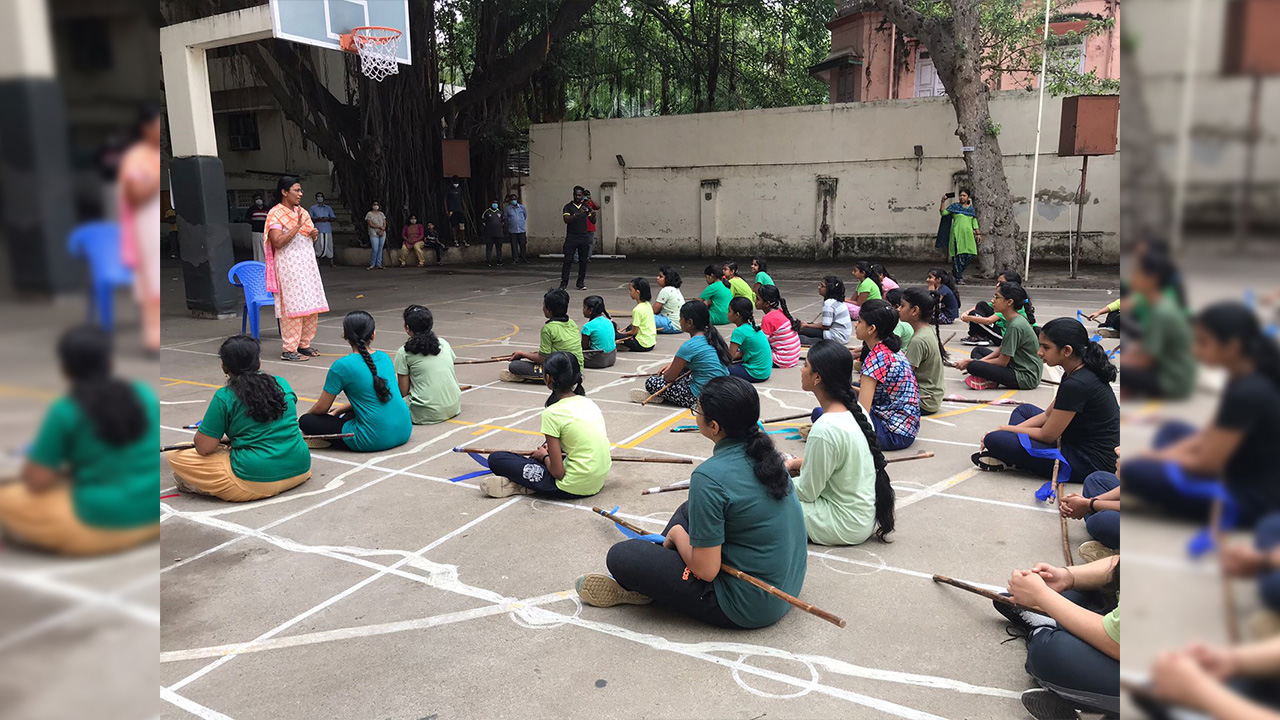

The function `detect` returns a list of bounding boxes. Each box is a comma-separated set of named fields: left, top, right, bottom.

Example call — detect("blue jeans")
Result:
left=1024, top=591, right=1120, bottom=715
left=727, top=363, right=766, bottom=383
left=369, top=232, right=386, bottom=267
left=1120, top=420, right=1221, bottom=522
left=810, top=406, right=914, bottom=451
left=654, top=314, right=681, bottom=334
left=1083, top=471, right=1119, bottom=549
left=981, top=404, right=1066, bottom=480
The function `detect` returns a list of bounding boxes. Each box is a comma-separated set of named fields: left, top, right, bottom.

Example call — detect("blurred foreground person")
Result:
left=1141, top=637, right=1280, bottom=718
left=0, top=328, right=158, bottom=555
left=118, top=104, right=162, bottom=356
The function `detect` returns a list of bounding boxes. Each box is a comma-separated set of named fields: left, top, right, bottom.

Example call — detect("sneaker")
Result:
left=961, top=336, right=991, bottom=346
left=993, top=596, right=1057, bottom=635
left=630, top=388, right=659, bottom=404
left=498, top=370, right=522, bottom=383
left=304, top=438, right=333, bottom=449
left=296, top=346, right=320, bottom=357
left=1079, top=540, right=1117, bottom=564
left=576, top=284, right=588, bottom=291
left=955, top=277, right=966, bottom=285
left=1020, top=688, right=1081, bottom=720
left=575, top=573, right=653, bottom=607
left=965, top=376, right=999, bottom=390
left=485, top=261, right=493, bottom=268
left=558, top=284, right=568, bottom=290
left=479, top=474, right=537, bottom=498
left=280, top=351, right=309, bottom=362
left=496, top=259, right=504, bottom=266
left=1098, top=327, right=1120, bottom=339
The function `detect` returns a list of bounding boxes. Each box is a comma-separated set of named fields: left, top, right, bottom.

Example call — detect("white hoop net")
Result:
left=351, top=28, right=402, bottom=82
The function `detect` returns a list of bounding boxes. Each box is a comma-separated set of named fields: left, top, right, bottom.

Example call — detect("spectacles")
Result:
left=690, top=405, right=703, bottom=418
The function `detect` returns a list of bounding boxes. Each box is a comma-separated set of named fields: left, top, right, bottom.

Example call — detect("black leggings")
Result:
left=605, top=501, right=744, bottom=629
left=298, top=411, right=352, bottom=450
left=966, top=347, right=1022, bottom=388
left=968, top=301, right=1003, bottom=341
left=798, top=326, right=825, bottom=346
left=1119, top=365, right=1163, bottom=398
left=618, top=336, right=654, bottom=352
left=487, top=451, right=586, bottom=499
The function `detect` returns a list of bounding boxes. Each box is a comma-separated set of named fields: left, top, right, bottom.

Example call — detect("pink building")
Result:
left=809, top=0, right=1120, bottom=103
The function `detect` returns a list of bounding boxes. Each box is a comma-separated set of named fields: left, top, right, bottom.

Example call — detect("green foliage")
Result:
left=984, top=118, right=1002, bottom=137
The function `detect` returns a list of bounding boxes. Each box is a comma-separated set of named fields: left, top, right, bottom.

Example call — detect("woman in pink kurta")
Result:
left=265, top=176, right=329, bottom=361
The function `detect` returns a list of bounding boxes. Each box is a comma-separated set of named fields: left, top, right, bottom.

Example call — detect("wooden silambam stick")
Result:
left=887, top=451, right=934, bottom=464
left=591, top=507, right=847, bottom=629
left=761, top=412, right=813, bottom=424
left=161, top=433, right=353, bottom=452
left=645, top=451, right=934, bottom=493
left=942, top=394, right=1024, bottom=406
left=641, top=371, right=690, bottom=405
left=1211, top=492, right=1242, bottom=645
left=455, top=357, right=508, bottom=365
left=931, top=574, right=1041, bottom=614
left=453, top=447, right=693, bottom=465
left=1052, top=446, right=1072, bottom=567
left=618, top=372, right=652, bottom=379
left=457, top=385, right=474, bottom=391
left=942, top=332, right=956, bottom=346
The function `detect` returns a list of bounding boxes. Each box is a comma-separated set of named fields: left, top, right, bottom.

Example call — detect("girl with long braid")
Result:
left=168, top=335, right=312, bottom=501
left=899, top=287, right=948, bottom=415
left=633, top=301, right=731, bottom=407
left=855, top=299, right=920, bottom=451
left=755, top=284, right=802, bottom=368
left=953, top=282, right=1043, bottom=390
left=300, top=311, right=411, bottom=452
left=395, top=305, right=462, bottom=424
left=784, top=340, right=895, bottom=546
left=726, top=296, right=772, bottom=382
left=0, top=327, right=158, bottom=554
left=577, top=376, right=808, bottom=629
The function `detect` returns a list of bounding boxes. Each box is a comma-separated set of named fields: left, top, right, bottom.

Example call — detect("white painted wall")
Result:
left=524, top=92, right=1120, bottom=263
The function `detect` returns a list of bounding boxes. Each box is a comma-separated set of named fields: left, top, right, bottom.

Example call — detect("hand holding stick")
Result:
left=932, top=574, right=1042, bottom=614
left=1052, top=447, right=1073, bottom=567
left=641, top=371, right=690, bottom=405
left=455, top=357, right=509, bottom=365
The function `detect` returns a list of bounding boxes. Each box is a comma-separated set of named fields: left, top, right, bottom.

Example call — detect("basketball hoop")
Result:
left=340, top=26, right=402, bottom=82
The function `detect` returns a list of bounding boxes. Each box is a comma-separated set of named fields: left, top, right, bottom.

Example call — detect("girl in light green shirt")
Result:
left=784, top=339, right=895, bottom=546
left=395, top=305, right=462, bottom=424
left=848, top=261, right=883, bottom=319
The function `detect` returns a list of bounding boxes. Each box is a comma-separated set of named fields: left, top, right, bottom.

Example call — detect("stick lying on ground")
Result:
left=161, top=433, right=353, bottom=453
left=761, top=412, right=813, bottom=424
left=457, top=385, right=474, bottom=391
left=592, top=506, right=847, bottom=628
left=942, top=332, right=957, bottom=346
left=618, top=372, right=652, bottom=379
left=642, top=371, right=690, bottom=405
left=1211, top=492, right=1242, bottom=645
left=455, top=357, right=509, bottom=365
left=932, top=574, right=1042, bottom=614
left=941, top=394, right=1025, bottom=406
left=642, top=451, right=934, bottom=494
left=887, top=451, right=934, bottom=463
left=453, top=447, right=693, bottom=465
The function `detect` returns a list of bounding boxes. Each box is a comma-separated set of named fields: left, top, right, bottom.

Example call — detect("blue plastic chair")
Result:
left=68, top=222, right=132, bottom=330
left=227, top=261, right=274, bottom=340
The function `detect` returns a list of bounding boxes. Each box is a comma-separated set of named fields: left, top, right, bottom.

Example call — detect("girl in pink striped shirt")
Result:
left=756, top=285, right=802, bottom=368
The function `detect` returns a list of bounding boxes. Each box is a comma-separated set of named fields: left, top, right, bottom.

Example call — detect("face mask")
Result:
left=316, top=197, right=324, bottom=203
left=255, top=200, right=263, bottom=206
left=372, top=207, right=379, bottom=212
left=491, top=203, right=498, bottom=210
left=509, top=200, right=517, bottom=206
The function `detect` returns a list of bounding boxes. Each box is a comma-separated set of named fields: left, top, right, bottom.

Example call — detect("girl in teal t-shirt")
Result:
left=634, top=301, right=732, bottom=408
left=751, top=257, right=774, bottom=289
left=2, top=327, right=158, bottom=556
left=726, top=297, right=772, bottom=382
left=300, top=311, right=412, bottom=452
left=169, top=335, right=312, bottom=501
left=580, top=295, right=618, bottom=369
left=699, top=265, right=733, bottom=325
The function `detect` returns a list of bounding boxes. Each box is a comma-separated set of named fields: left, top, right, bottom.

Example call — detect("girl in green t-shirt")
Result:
left=954, top=282, right=1044, bottom=390
left=722, top=261, right=756, bottom=305
left=2, top=327, right=158, bottom=555
left=615, top=277, right=657, bottom=352
left=503, top=288, right=584, bottom=382
left=395, top=305, right=463, bottom=424
left=699, top=265, right=733, bottom=325
left=726, top=297, right=772, bottom=382
left=482, top=352, right=612, bottom=499
left=899, top=287, right=948, bottom=415
left=169, top=335, right=312, bottom=501
left=847, top=261, right=883, bottom=319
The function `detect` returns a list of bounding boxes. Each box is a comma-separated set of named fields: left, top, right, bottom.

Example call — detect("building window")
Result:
left=914, top=50, right=946, bottom=98
left=227, top=112, right=261, bottom=152
left=63, top=18, right=113, bottom=71
left=836, top=67, right=859, bottom=103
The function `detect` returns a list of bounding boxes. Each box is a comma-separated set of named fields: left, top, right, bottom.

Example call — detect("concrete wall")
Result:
left=524, top=92, right=1119, bottom=263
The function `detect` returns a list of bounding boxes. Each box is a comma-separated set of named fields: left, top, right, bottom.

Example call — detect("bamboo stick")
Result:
left=618, top=372, right=652, bottom=379
left=458, top=385, right=474, bottom=391
left=1052, top=447, right=1073, bottom=567
left=489, top=353, right=513, bottom=359
left=941, top=395, right=1025, bottom=406
left=932, top=574, right=1042, bottom=614
left=886, top=451, right=934, bottom=464
left=161, top=433, right=353, bottom=453
left=455, top=357, right=508, bottom=365
left=642, top=481, right=691, bottom=495
left=591, top=507, right=847, bottom=628
left=452, top=447, right=693, bottom=464
left=641, top=371, right=690, bottom=405
left=761, top=412, right=813, bottom=424
left=1211, top=492, right=1242, bottom=645
left=942, top=332, right=956, bottom=346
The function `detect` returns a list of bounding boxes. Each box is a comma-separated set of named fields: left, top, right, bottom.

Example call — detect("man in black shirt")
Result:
left=444, top=176, right=468, bottom=247
left=560, top=185, right=594, bottom=290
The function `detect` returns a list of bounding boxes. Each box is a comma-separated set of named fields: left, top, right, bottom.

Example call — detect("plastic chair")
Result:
left=68, top=222, right=132, bottom=330
left=227, top=261, right=274, bottom=340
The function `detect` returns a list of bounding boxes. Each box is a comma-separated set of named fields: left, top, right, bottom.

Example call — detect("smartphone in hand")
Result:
left=945, top=192, right=956, bottom=199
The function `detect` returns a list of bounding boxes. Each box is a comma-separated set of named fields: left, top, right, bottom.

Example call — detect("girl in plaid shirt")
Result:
left=854, top=299, right=920, bottom=451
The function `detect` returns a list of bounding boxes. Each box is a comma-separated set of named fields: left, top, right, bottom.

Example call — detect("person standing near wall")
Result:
left=561, top=186, right=594, bottom=291
left=504, top=193, right=528, bottom=264
left=583, top=189, right=600, bottom=262
left=118, top=105, right=163, bottom=356
left=444, top=176, right=468, bottom=247
left=249, top=195, right=268, bottom=263
left=309, top=192, right=336, bottom=267
left=365, top=201, right=387, bottom=270
left=482, top=200, right=505, bottom=267
left=941, top=190, right=982, bottom=285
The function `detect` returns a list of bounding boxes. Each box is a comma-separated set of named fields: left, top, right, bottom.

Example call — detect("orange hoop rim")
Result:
left=339, top=26, right=403, bottom=52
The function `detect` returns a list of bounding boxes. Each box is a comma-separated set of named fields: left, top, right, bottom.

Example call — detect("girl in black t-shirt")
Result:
left=975, top=318, right=1118, bottom=482
left=1122, top=302, right=1280, bottom=525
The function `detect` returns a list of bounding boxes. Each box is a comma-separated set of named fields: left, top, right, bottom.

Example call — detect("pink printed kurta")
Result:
left=265, top=205, right=329, bottom=319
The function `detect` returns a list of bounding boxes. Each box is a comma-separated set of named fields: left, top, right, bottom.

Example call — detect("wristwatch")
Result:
left=1089, top=498, right=1097, bottom=513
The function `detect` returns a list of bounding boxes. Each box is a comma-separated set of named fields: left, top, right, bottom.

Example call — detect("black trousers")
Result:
left=798, top=325, right=825, bottom=346
left=297, top=411, right=352, bottom=450
left=508, top=232, right=527, bottom=260
left=485, top=233, right=504, bottom=262
left=968, top=301, right=1003, bottom=341
left=967, top=346, right=1022, bottom=388
left=605, top=501, right=743, bottom=629
left=561, top=232, right=590, bottom=287
left=1024, top=591, right=1119, bottom=715
left=487, top=451, right=584, bottom=499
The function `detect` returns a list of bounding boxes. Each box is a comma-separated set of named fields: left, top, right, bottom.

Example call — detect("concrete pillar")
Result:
left=160, top=6, right=271, bottom=317
left=598, top=181, right=617, bottom=255
left=699, top=179, right=720, bottom=257
left=0, top=0, right=77, bottom=297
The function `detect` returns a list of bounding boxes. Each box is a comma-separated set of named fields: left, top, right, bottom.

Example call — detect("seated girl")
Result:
left=784, top=339, right=895, bottom=546
left=952, top=282, right=1043, bottom=390
left=726, top=297, right=772, bottom=383
left=870, top=263, right=898, bottom=294
left=960, top=269, right=1035, bottom=346
left=925, top=268, right=961, bottom=324
left=899, top=287, right=947, bottom=415
left=976, top=318, right=1119, bottom=482
left=722, top=261, right=755, bottom=304
left=998, top=557, right=1120, bottom=719
left=576, top=376, right=808, bottom=630
left=168, top=335, right=312, bottom=501
left=394, top=305, right=462, bottom=424
left=750, top=257, right=774, bottom=290
left=699, top=265, right=733, bottom=325
left=615, top=277, right=657, bottom=352
left=1061, top=469, right=1120, bottom=562
left=854, top=300, right=920, bottom=451
left=0, top=327, right=158, bottom=555
left=1223, top=512, right=1280, bottom=637
left=299, top=311, right=412, bottom=452
left=652, top=265, right=686, bottom=334
left=1144, top=634, right=1280, bottom=718
left=755, top=285, right=802, bottom=369
left=1119, top=252, right=1196, bottom=400
left=502, top=288, right=585, bottom=382
left=1121, top=301, right=1280, bottom=526
left=851, top=288, right=914, bottom=365
left=580, top=295, right=618, bottom=368
left=846, top=260, right=884, bottom=320
left=798, top=276, right=852, bottom=347
left=633, top=301, right=731, bottom=408
left=481, top=352, right=612, bottom=499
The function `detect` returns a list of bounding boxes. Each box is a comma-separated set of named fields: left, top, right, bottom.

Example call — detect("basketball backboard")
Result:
left=269, top=0, right=411, bottom=64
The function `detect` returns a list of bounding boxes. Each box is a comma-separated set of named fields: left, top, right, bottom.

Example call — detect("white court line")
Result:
left=922, top=416, right=957, bottom=427
left=161, top=687, right=236, bottom=720
left=0, top=572, right=157, bottom=652
left=898, top=467, right=981, bottom=510
left=166, top=497, right=522, bottom=692
left=0, top=567, right=157, bottom=625
left=163, top=346, right=331, bottom=372
left=614, top=408, right=687, bottom=446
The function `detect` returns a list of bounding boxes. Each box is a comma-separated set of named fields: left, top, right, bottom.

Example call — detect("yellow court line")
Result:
left=456, top=321, right=520, bottom=348
left=445, top=418, right=544, bottom=438
left=932, top=389, right=1018, bottom=420
left=615, top=410, right=694, bottom=450
left=0, top=384, right=56, bottom=401
left=160, top=377, right=318, bottom=404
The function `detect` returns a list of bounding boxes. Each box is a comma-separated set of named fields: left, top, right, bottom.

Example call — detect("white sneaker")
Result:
left=630, top=388, right=660, bottom=404
left=498, top=370, right=521, bottom=383
left=479, top=475, right=536, bottom=498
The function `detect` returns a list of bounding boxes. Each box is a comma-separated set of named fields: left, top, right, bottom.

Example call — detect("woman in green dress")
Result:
left=941, top=189, right=982, bottom=285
